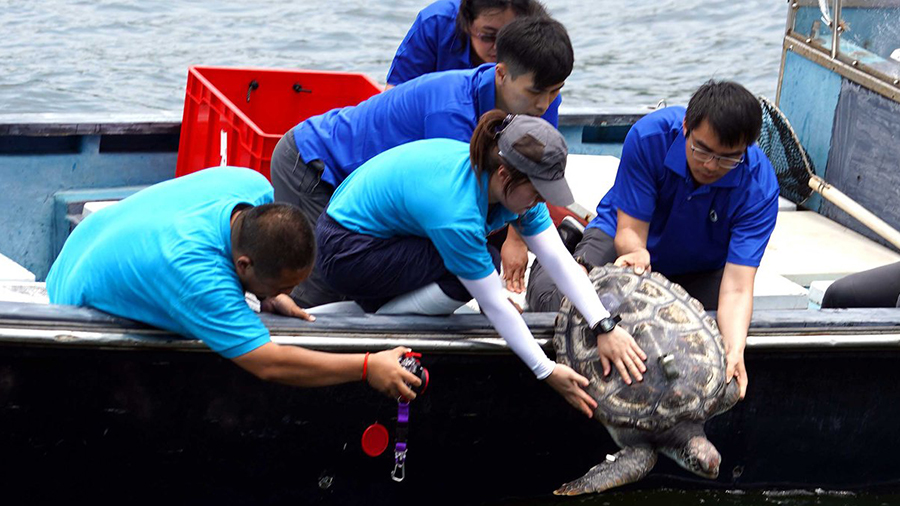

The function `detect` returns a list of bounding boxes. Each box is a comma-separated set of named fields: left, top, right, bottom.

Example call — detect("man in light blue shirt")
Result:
left=270, top=16, right=574, bottom=308
left=47, top=167, right=422, bottom=400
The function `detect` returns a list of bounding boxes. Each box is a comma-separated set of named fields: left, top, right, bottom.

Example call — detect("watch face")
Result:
left=593, top=316, right=619, bottom=335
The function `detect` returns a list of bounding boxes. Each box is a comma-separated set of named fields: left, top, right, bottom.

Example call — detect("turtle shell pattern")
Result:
left=554, top=264, right=729, bottom=433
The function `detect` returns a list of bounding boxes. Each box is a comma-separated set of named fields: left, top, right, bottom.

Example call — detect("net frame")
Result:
left=756, top=96, right=817, bottom=205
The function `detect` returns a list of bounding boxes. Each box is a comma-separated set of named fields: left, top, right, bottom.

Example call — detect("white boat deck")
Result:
left=1, top=252, right=35, bottom=283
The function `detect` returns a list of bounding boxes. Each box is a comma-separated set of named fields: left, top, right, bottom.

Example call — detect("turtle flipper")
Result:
left=554, top=447, right=657, bottom=496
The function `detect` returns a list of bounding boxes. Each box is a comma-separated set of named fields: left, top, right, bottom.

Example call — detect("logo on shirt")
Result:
left=709, top=210, right=718, bottom=223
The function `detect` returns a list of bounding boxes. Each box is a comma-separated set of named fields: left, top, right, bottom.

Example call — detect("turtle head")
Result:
left=677, top=436, right=721, bottom=479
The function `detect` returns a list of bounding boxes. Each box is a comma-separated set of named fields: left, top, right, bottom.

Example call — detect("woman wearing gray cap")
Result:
left=315, top=110, right=646, bottom=416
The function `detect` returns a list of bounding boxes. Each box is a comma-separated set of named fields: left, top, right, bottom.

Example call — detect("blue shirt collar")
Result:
left=664, top=130, right=746, bottom=192
left=475, top=64, right=497, bottom=119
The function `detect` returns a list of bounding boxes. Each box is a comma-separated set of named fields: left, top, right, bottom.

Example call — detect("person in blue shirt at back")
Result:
left=385, top=0, right=547, bottom=89
left=527, top=80, right=780, bottom=401
left=47, top=167, right=422, bottom=401
left=271, top=16, right=573, bottom=308
left=317, top=111, right=648, bottom=417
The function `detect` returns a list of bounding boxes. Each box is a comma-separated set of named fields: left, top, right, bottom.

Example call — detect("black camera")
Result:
left=399, top=352, right=429, bottom=395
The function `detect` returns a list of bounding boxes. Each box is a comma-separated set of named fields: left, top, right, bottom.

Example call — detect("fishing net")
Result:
left=756, top=96, right=815, bottom=205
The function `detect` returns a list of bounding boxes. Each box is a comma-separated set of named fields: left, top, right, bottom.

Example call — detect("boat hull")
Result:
left=1, top=304, right=899, bottom=504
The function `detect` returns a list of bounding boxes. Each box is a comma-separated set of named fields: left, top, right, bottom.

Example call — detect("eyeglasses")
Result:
left=690, top=143, right=745, bottom=170
left=472, top=31, right=498, bottom=45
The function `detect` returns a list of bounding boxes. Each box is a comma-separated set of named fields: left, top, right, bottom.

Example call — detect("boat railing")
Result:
left=780, top=0, right=900, bottom=104
left=1, top=301, right=899, bottom=353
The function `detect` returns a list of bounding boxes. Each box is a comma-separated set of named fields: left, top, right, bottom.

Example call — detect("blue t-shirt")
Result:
left=587, top=106, right=780, bottom=275
left=293, top=64, right=561, bottom=189
left=387, top=0, right=470, bottom=86
left=326, top=139, right=552, bottom=280
left=46, top=167, right=273, bottom=359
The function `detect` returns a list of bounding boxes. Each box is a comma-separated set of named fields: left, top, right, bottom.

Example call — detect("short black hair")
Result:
left=496, top=16, right=574, bottom=90
left=684, top=80, right=762, bottom=148
left=455, top=0, right=548, bottom=51
left=235, top=203, right=315, bottom=280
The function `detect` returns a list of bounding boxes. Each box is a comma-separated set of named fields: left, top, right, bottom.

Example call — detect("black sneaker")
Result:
left=557, top=216, right=584, bottom=254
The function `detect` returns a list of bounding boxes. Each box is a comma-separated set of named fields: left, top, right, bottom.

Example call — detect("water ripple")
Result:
left=0, top=0, right=787, bottom=114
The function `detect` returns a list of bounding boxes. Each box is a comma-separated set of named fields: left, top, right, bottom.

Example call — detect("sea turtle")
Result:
left=553, top=264, right=741, bottom=495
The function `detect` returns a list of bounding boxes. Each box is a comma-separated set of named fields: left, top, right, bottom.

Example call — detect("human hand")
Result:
left=725, top=348, right=748, bottom=400
left=596, top=326, right=647, bottom=384
left=366, top=347, right=422, bottom=401
left=260, top=294, right=316, bottom=322
left=614, top=248, right=651, bottom=275
left=544, top=363, right=598, bottom=418
left=501, top=231, right=529, bottom=293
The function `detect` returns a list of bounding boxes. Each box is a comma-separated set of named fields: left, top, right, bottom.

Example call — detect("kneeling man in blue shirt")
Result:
left=271, top=16, right=574, bottom=308
left=527, top=80, right=780, bottom=400
left=47, top=167, right=421, bottom=400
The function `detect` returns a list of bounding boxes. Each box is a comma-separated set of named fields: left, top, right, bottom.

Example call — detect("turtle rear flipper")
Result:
left=553, top=446, right=657, bottom=496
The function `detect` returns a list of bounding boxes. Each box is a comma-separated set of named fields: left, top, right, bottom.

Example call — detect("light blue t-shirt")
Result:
left=326, top=139, right=552, bottom=280
left=46, top=167, right=274, bottom=359
left=294, top=64, right=561, bottom=189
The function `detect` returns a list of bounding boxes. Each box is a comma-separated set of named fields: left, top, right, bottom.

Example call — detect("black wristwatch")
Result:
left=592, top=315, right=621, bottom=335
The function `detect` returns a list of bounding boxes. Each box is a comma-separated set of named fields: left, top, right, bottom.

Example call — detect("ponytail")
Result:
left=470, top=109, right=531, bottom=196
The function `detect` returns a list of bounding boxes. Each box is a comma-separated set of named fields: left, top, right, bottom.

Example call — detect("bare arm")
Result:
left=232, top=343, right=422, bottom=400
left=613, top=209, right=652, bottom=273
left=716, top=262, right=757, bottom=400
left=260, top=293, right=315, bottom=321
left=501, top=227, right=529, bottom=294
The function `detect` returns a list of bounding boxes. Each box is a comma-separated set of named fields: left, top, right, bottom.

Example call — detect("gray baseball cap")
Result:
left=497, top=115, right=573, bottom=207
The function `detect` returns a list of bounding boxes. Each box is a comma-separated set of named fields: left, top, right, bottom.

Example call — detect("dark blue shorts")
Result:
left=316, top=213, right=499, bottom=313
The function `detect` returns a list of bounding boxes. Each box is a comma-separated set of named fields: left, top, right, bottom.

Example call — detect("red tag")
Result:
left=361, top=422, right=389, bottom=457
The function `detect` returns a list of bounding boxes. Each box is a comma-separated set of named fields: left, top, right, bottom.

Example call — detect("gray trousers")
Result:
left=822, top=261, right=900, bottom=308
left=526, top=227, right=725, bottom=312
left=270, top=130, right=345, bottom=308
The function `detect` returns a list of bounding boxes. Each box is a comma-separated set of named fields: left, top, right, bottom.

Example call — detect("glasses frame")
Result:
left=690, top=143, right=745, bottom=170
left=472, top=31, right=498, bottom=45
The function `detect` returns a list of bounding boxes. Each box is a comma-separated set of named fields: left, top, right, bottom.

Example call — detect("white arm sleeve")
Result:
left=459, top=273, right=556, bottom=380
left=523, top=226, right=610, bottom=327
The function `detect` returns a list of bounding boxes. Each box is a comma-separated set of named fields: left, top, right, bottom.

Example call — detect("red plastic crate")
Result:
left=176, top=65, right=381, bottom=180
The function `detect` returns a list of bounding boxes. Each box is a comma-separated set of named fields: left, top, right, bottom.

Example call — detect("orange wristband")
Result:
left=362, top=352, right=370, bottom=381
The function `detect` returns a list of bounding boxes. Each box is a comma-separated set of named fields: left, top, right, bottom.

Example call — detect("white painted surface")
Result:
left=808, top=280, right=835, bottom=306
left=0, top=253, right=35, bottom=282
left=752, top=268, right=809, bottom=310
left=0, top=282, right=48, bottom=303
left=777, top=197, right=797, bottom=212
left=82, top=200, right=119, bottom=216
left=760, top=211, right=900, bottom=286
left=565, top=154, right=619, bottom=213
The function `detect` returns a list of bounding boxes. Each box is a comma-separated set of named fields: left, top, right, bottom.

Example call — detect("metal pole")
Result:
left=830, top=0, right=843, bottom=59
left=784, top=0, right=797, bottom=36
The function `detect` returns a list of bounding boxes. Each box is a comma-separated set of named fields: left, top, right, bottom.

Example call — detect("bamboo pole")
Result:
left=809, top=175, right=900, bottom=250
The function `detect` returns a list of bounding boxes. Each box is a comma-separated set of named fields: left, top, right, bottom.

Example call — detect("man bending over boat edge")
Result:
left=528, top=80, right=780, bottom=400
left=46, top=167, right=420, bottom=400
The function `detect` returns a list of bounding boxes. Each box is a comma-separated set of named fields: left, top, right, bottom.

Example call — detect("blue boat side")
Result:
left=0, top=112, right=640, bottom=281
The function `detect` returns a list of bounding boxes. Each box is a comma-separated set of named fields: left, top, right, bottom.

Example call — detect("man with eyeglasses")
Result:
left=527, top=80, right=779, bottom=401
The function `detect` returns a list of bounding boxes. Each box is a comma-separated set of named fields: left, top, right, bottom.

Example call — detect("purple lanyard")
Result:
left=391, top=400, right=410, bottom=482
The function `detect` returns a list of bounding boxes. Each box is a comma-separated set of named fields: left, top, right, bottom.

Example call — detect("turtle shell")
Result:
left=554, top=265, right=729, bottom=433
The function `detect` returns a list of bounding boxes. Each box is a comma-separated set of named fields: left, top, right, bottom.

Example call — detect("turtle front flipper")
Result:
left=553, top=446, right=657, bottom=496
